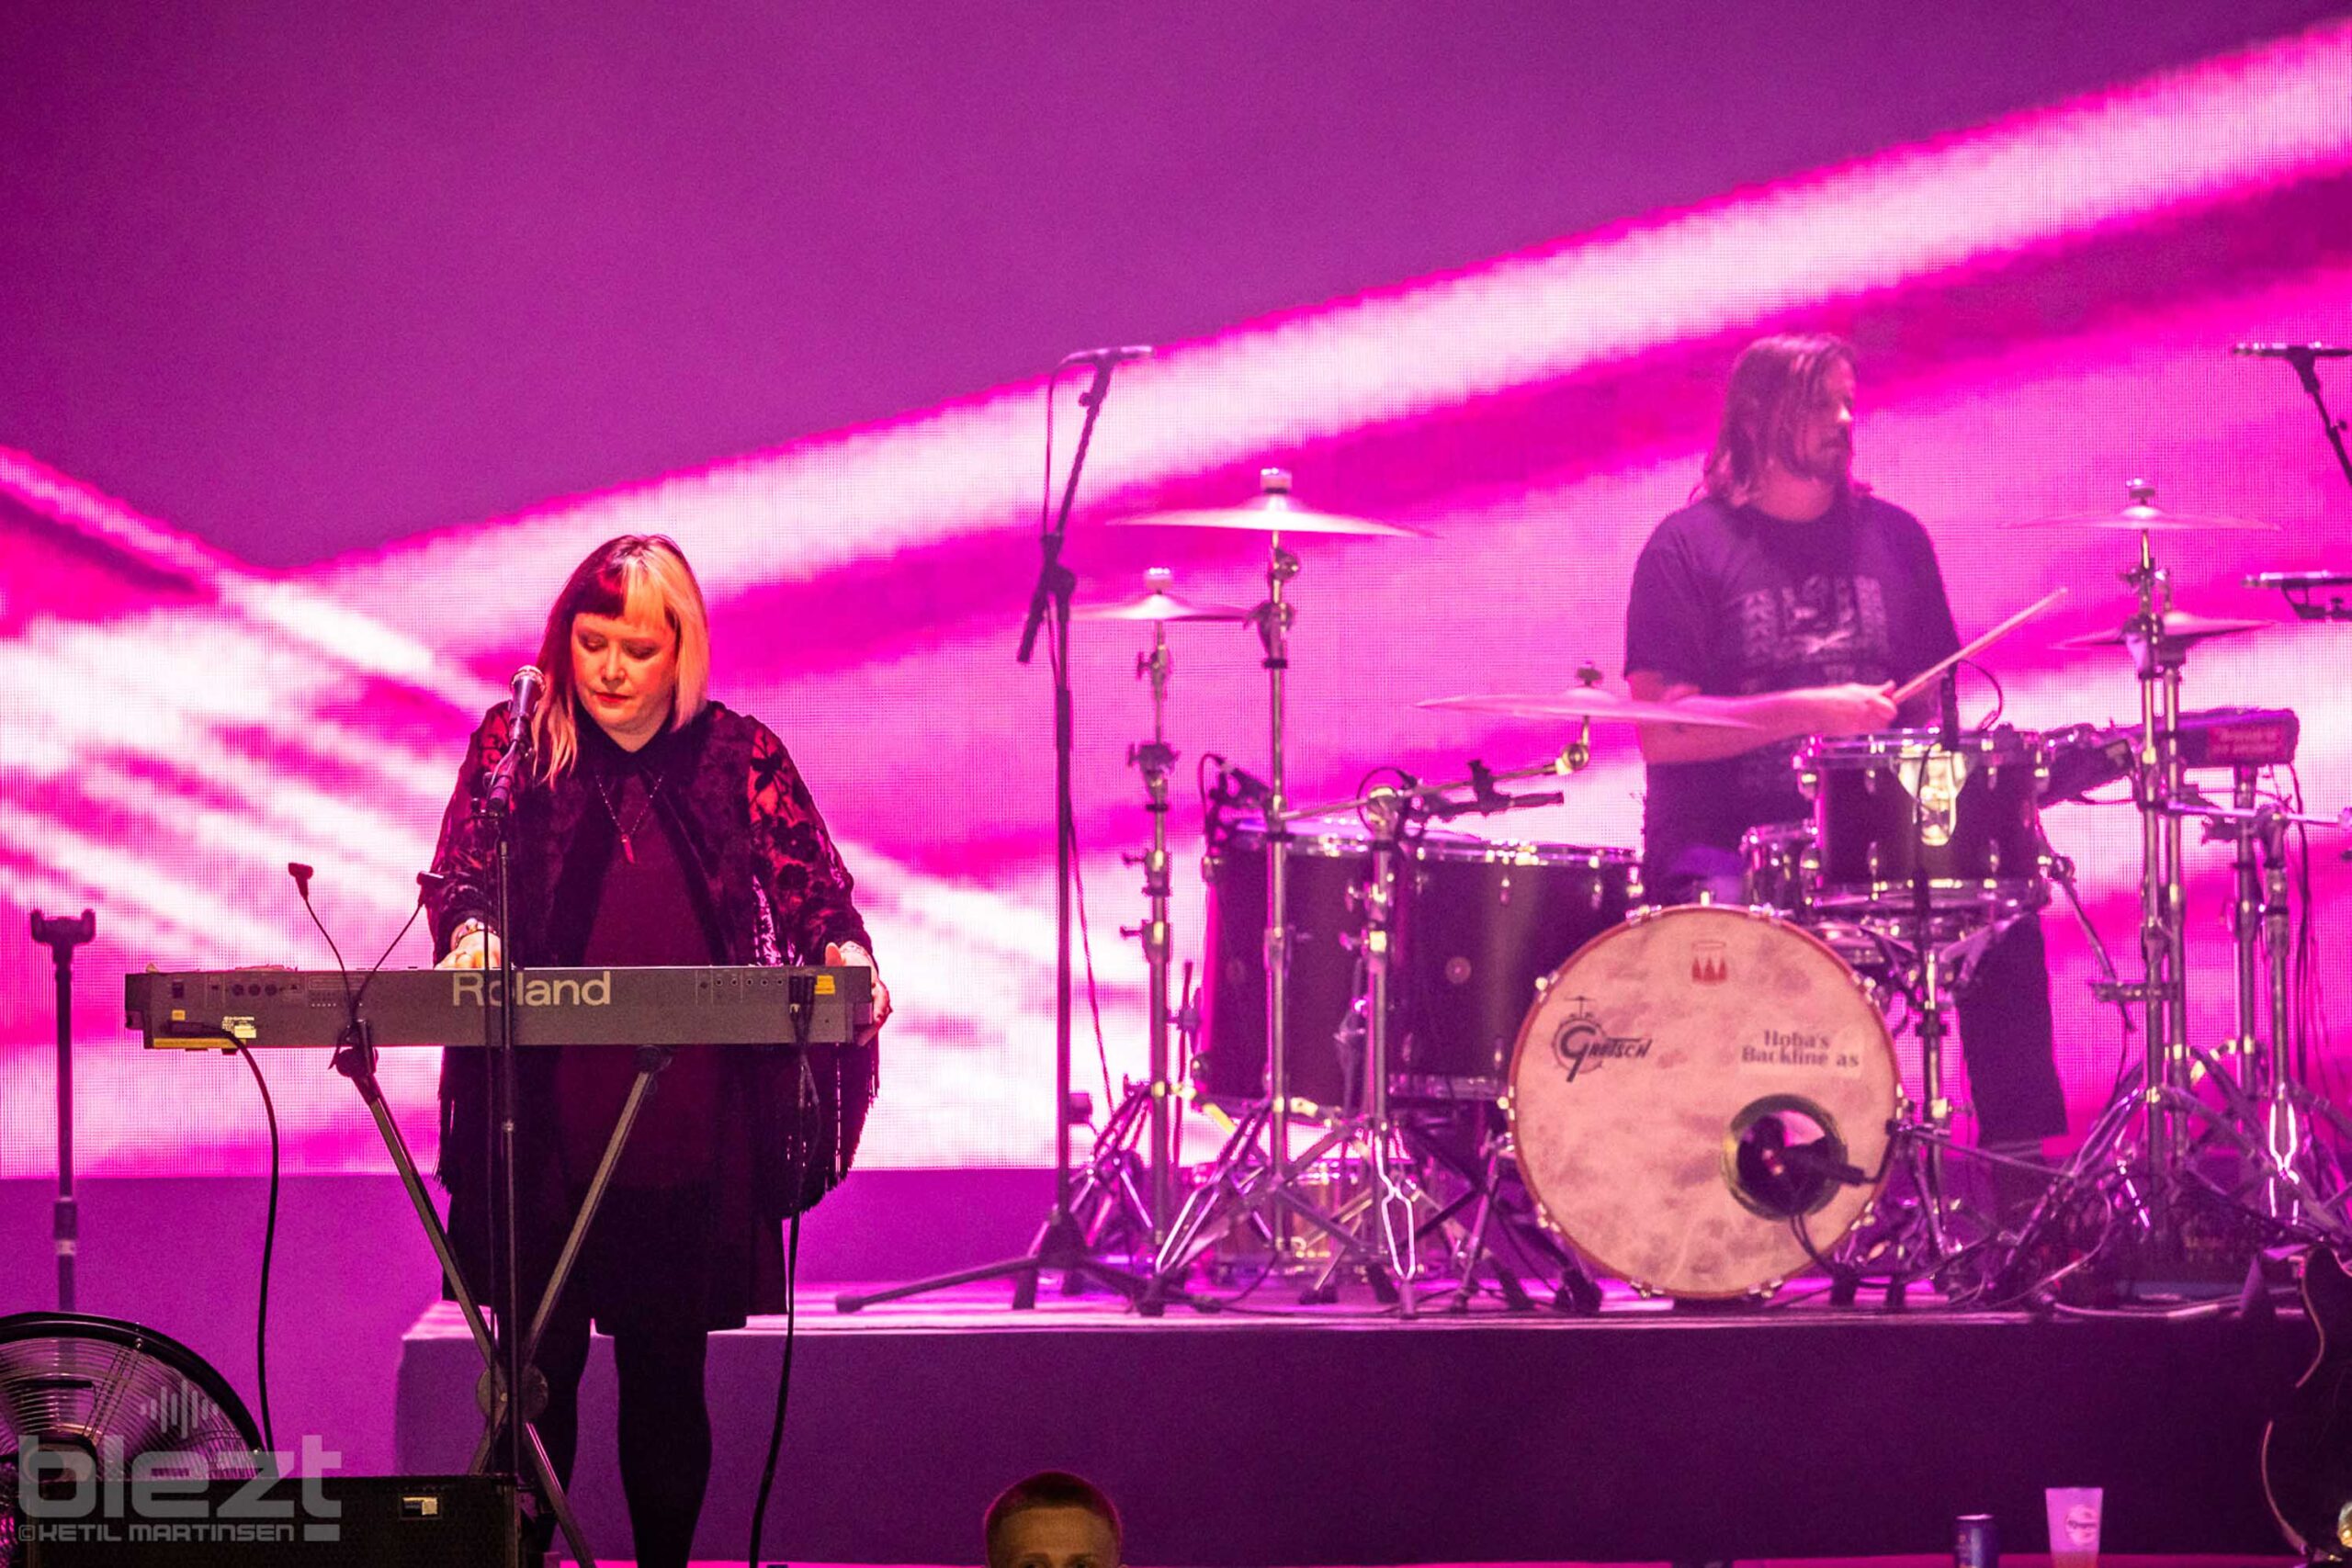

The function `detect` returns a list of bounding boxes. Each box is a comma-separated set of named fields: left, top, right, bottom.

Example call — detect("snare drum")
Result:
left=1507, top=903, right=1899, bottom=1299
left=1738, top=820, right=1816, bottom=915
left=1799, top=728, right=2050, bottom=916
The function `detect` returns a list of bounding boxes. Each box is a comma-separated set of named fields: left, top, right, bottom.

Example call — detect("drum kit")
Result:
left=1059, top=471, right=2348, bottom=1313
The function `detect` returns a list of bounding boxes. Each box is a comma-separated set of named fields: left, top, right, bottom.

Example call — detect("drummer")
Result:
left=1621, top=333, right=2066, bottom=1179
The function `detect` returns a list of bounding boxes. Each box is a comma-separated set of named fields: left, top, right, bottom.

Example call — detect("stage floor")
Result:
left=397, top=1280, right=2313, bottom=1565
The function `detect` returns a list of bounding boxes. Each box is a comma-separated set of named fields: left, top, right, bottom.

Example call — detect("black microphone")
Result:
left=1057, top=344, right=1155, bottom=368
left=479, top=666, right=544, bottom=818
left=504, top=665, right=546, bottom=732
left=1222, top=764, right=1274, bottom=807
left=1781, top=1139, right=1868, bottom=1188
left=2246, top=570, right=2352, bottom=589
left=2233, top=343, right=2352, bottom=360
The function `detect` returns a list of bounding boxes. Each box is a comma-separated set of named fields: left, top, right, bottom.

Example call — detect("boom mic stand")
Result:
left=839, top=352, right=1151, bottom=1313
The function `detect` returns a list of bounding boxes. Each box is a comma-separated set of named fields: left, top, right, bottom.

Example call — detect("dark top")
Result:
left=555, top=719, right=727, bottom=1190
left=424, top=697, right=876, bottom=1329
left=1623, top=490, right=1960, bottom=888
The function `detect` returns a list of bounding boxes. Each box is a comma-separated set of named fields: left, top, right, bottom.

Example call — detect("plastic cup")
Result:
left=2045, top=1485, right=2102, bottom=1568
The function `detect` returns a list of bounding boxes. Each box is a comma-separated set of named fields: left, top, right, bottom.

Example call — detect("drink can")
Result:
left=1954, top=1513, right=1998, bottom=1568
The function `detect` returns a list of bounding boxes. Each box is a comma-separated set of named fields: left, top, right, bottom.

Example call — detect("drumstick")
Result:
left=1890, top=586, right=2070, bottom=706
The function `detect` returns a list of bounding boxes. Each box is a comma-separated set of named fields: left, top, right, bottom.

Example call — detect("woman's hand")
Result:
left=825, top=941, right=890, bottom=1044
left=435, top=921, right=503, bottom=971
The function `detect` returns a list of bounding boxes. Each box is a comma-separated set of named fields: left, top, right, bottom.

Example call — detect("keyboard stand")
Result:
left=331, top=1027, right=598, bottom=1566
left=467, top=1044, right=670, bottom=1477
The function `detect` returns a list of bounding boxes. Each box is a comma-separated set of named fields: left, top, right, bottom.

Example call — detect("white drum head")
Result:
left=1507, top=904, right=1899, bottom=1299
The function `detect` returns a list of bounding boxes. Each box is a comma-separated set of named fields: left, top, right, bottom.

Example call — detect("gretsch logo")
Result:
left=447, top=972, right=612, bottom=1008
left=1550, top=998, right=1652, bottom=1084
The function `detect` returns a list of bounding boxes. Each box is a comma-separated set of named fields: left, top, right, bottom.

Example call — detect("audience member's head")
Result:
left=984, top=1470, right=1123, bottom=1568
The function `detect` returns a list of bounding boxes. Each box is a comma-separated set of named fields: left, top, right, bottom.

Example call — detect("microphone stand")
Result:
left=840, top=355, right=1153, bottom=1312
left=2276, top=347, right=2352, bottom=493
left=472, top=724, right=545, bottom=1531
left=29, top=908, right=95, bottom=1313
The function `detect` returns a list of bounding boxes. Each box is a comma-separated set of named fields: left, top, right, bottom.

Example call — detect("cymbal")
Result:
left=1071, top=588, right=1250, bottom=623
left=2054, top=610, right=2274, bottom=649
left=2021, top=484, right=2278, bottom=534
left=1111, top=494, right=1426, bottom=537
left=1416, top=690, right=1758, bottom=729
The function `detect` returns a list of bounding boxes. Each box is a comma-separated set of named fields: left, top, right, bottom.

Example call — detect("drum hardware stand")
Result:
left=1316, top=758, right=1592, bottom=1314
left=1302, top=787, right=1422, bottom=1309
left=1157, top=472, right=1392, bottom=1289
left=2182, top=782, right=2348, bottom=1223
left=1129, top=616, right=1181, bottom=1269
left=29, top=908, right=94, bottom=1314
left=1115, top=608, right=1223, bottom=1315
left=2117, top=491, right=2195, bottom=1230
left=1830, top=676, right=2015, bottom=1293
left=1307, top=748, right=1596, bottom=1310
left=1441, top=1125, right=1604, bottom=1314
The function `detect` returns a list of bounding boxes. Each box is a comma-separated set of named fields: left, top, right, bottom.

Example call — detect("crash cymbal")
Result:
left=2021, top=480, right=2278, bottom=534
left=1416, top=690, right=1758, bottom=729
left=1072, top=588, right=1250, bottom=623
left=2054, top=610, right=2274, bottom=649
left=1111, top=467, right=1428, bottom=537
left=1114, top=497, right=1425, bottom=536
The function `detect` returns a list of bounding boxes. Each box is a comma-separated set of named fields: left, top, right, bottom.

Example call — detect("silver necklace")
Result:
left=592, top=770, right=666, bottom=864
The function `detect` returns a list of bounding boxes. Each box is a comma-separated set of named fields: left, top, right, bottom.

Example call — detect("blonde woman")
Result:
left=425, top=533, right=888, bottom=1568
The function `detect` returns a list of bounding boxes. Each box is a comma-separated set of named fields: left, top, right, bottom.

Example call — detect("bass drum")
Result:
left=1506, top=904, right=1899, bottom=1299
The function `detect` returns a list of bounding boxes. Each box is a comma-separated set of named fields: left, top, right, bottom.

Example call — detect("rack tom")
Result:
left=1799, top=728, right=2050, bottom=918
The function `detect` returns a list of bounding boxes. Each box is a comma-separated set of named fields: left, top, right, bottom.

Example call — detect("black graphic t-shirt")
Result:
left=1623, top=491, right=1960, bottom=890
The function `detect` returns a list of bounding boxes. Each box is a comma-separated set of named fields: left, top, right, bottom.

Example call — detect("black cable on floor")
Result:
left=745, top=1206, right=804, bottom=1567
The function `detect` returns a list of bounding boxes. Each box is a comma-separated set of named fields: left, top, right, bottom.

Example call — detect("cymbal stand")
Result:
left=1157, top=472, right=1382, bottom=1284
left=1288, top=746, right=1594, bottom=1308
left=2114, top=499, right=2192, bottom=1225
left=1120, top=610, right=1220, bottom=1314
left=1131, top=618, right=1180, bottom=1259
left=1300, top=786, right=1420, bottom=1310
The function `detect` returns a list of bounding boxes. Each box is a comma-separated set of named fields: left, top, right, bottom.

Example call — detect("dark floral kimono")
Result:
left=424, top=697, right=876, bottom=1327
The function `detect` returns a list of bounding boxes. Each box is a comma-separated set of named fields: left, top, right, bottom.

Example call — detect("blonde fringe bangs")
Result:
left=532, top=539, right=712, bottom=783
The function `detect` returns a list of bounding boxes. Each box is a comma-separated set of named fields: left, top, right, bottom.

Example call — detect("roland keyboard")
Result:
left=125, top=965, right=871, bottom=1050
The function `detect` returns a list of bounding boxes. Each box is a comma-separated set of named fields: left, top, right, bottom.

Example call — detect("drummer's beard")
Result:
left=1786, top=428, right=1852, bottom=486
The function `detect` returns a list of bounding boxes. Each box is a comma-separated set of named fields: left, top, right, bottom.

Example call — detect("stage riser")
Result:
left=397, top=1309, right=2311, bottom=1563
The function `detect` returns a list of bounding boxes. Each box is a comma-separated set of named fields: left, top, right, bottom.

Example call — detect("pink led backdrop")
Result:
left=5, top=22, right=2352, bottom=1176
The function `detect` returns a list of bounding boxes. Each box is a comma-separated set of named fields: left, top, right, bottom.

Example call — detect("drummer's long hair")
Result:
left=1702, top=333, right=1856, bottom=506
left=529, top=534, right=712, bottom=782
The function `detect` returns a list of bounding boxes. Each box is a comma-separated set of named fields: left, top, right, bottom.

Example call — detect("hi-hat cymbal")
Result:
left=2054, top=610, right=2274, bottom=649
left=1071, top=588, right=1250, bottom=623
left=1416, top=690, right=1758, bottom=729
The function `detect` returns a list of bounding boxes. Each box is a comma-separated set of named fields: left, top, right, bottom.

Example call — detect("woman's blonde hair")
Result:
left=530, top=534, right=711, bottom=781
